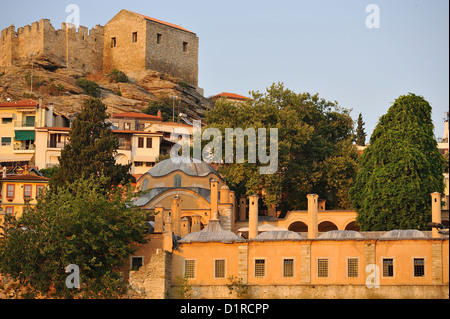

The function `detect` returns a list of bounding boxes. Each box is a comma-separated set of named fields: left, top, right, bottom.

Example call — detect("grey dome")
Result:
left=253, top=231, right=303, bottom=241
left=149, top=157, right=222, bottom=178
left=179, top=220, right=243, bottom=243
left=318, top=230, right=365, bottom=240
left=380, top=229, right=426, bottom=239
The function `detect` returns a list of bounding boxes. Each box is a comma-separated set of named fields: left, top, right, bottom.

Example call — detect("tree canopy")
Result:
left=349, top=93, right=445, bottom=231
left=0, top=176, right=149, bottom=299
left=205, top=83, right=358, bottom=214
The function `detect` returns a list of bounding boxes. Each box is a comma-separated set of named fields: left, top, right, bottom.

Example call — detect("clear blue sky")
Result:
left=1, top=0, right=448, bottom=140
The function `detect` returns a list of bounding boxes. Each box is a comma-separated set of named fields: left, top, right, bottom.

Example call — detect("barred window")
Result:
left=317, top=258, right=329, bottom=278
left=283, top=259, right=294, bottom=278
left=255, top=259, right=265, bottom=278
left=214, top=260, right=226, bottom=279
left=414, top=258, right=425, bottom=277
left=383, top=258, right=394, bottom=277
left=184, top=260, right=196, bottom=279
left=347, top=258, right=359, bottom=278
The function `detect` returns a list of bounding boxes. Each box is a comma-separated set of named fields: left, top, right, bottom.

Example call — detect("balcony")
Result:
left=14, top=120, right=35, bottom=129
left=47, top=141, right=68, bottom=149
left=13, top=142, right=35, bottom=154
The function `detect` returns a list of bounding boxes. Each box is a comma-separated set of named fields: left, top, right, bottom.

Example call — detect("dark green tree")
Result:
left=0, top=176, right=149, bottom=299
left=75, top=78, right=101, bottom=98
left=51, top=98, right=133, bottom=189
left=349, top=93, right=445, bottom=231
left=355, top=113, right=367, bottom=146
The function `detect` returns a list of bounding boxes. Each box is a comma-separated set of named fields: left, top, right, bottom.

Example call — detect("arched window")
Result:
left=174, top=174, right=182, bottom=188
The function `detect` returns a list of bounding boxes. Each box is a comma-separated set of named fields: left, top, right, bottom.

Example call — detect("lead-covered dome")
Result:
left=148, top=157, right=222, bottom=178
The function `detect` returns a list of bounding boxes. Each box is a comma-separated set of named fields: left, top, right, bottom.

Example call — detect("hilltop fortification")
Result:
left=0, top=9, right=199, bottom=87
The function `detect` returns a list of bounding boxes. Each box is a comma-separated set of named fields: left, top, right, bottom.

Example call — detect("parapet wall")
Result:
left=0, top=19, right=104, bottom=73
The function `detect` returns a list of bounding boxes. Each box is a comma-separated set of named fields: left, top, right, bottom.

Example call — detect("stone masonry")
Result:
left=0, top=9, right=199, bottom=87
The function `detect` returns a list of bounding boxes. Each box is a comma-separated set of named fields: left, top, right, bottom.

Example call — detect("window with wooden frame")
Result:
left=23, top=184, right=32, bottom=199
left=138, top=137, right=144, bottom=148
left=4, top=207, right=14, bottom=216
left=36, top=185, right=45, bottom=199
left=146, top=138, right=153, bottom=149
left=6, top=184, right=15, bottom=199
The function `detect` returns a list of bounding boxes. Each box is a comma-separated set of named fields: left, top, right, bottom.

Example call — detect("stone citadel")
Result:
left=0, top=9, right=199, bottom=87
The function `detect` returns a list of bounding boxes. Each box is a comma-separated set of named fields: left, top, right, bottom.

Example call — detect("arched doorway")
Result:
left=318, top=221, right=338, bottom=232
left=345, top=221, right=360, bottom=231
left=288, top=221, right=308, bottom=232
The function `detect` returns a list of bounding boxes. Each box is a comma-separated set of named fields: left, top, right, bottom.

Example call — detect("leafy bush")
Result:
left=76, top=78, right=101, bottom=98
left=107, top=69, right=128, bottom=83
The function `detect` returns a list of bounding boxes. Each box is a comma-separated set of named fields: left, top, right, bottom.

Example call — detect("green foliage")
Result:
left=0, top=176, right=149, bottom=299
left=443, top=152, right=449, bottom=174
left=107, top=69, right=128, bottom=83
left=142, top=98, right=176, bottom=122
left=51, top=97, right=133, bottom=189
left=76, top=78, right=101, bottom=98
left=349, top=93, right=445, bottom=231
left=206, top=83, right=357, bottom=213
left=356, top=113, right=367, bottom=146
left=39, top=166, right=59, bottom=179
left=226, top=275, right=250, bottom=299
left=171, top=275, right=193, bottom=299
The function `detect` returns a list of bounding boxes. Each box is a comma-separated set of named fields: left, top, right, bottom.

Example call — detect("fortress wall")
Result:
left=145, top=19, right=199, bottom=87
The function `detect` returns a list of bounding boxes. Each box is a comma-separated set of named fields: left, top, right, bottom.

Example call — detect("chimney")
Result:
left=2, top=166, right=6, bottom=178
left=239, top=196, right=247, bottom=221
left=46, top=103, right=54, bottom=127
left=154, top=207, right=164, bottom=233
left=181, top=217, right=190, bottom=238
left=163, top=212, right=173, bottom=251
left=171, top=196, right=182, bottom=237
left=210, top=179, right=219, bottom=220
left=191, top=214, right=202, bottom=233
left=157, top=110, right=162, bottom=119
left=307, top=194, right=319, bottom=239
left=248, top=195, right=259, bottom=239
left=431, top=192, right=442, bottom=238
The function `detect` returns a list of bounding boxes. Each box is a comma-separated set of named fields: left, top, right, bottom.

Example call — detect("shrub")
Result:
left=76, top=78, right=101, bottom=98
left=107, top=69, right=128, bottom=83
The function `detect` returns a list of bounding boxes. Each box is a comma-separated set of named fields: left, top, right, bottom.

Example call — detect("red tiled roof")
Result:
left=1, top=174, right=50, bottom=182
left=127, top=10, right=195, bottom=34
left=212, top=92, right=248, bottom=101
left=0, top=99, right=39, bottom=108
left=113, top=130, right=163, bottom=135
left=112, top=112, right=164, bottom=121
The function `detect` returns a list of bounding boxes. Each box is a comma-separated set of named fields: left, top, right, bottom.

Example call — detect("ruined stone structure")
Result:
left=0, top=9, right=199, bottom=86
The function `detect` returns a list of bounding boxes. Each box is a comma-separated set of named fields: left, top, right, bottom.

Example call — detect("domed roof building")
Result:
left=134, top=157, right=236, bottom=235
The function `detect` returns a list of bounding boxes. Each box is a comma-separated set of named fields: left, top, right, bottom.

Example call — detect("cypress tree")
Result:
left=355, top=113, right=367, bottom=146
left=349, top=93, right=445, bottom=231
left=51, top=97, right=133, bottom=189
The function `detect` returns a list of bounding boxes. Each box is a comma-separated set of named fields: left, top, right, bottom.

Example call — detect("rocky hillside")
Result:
left=0, top=55, right=212, bottom=121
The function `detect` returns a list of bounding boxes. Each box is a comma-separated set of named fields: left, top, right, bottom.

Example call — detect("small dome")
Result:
left=254, top=231, right=303, bottom=241
left=380, top=229, right=426, bottom=239
left=148, top=157, right=222, bottom=178
left=318, top=230, right=365, bottom=240
left=179, top=220, right=243, bottom=243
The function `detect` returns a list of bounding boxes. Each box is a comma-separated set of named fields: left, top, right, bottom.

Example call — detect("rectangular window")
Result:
left=283, top=259, right=294, bottom=278
left=146, top=138, right=153, bottom=149
left=132, top=32, right=138, bottom=43
left=138, top=137, right=144, bottom=148
left=36, top=185, right=45, bottom=199
left=1, top=137, right=12, bottom=146
left=214, top=260, right=226, bottom=279
left=347, top=258, right=359, bottom=278
left=184, top=260, right=196, bottom=279
left=131, top=257, right=143, bottom=271
left=157, top=33, right=162, bottom=44
left=383, top=258, right=394, bottom=277
left=5, top=207, right=14, bottom=215
left=414, top=258, right=425, bottom=277
left=317, top=258, right=329, bottom=278
left=124, top=122, right=131, bottom=130
left=2, top=118, right=12, bottom=124
left=134, top=162, right=144, bottom=167
left=183, top=42, right=188, bottom=52
left=254, top=259, right=265, bottom=278
left=6, top=184, right=15, bottom=199
left=111, top=37, right=117, bottom=48
left=23, top=184, right=32, bottom=199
